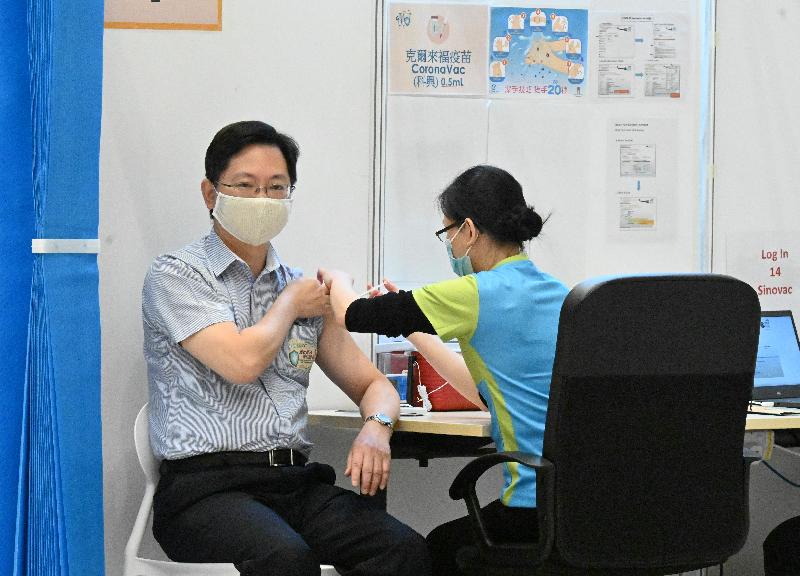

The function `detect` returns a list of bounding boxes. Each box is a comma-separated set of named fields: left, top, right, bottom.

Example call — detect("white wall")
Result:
left=713, top=2, right=800, bottom=575
left=713, top=0, right=800, bottom=315
left=381, top=0, right=711, bottom=292
left=713, top=1, right=800, bottom=249
left=100, top=2, right=378, bottom=573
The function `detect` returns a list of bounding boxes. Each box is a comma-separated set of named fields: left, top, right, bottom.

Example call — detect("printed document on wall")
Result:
left=606, top=119, right=678, bottom=238
left=594, top=13, right=688, bottom=99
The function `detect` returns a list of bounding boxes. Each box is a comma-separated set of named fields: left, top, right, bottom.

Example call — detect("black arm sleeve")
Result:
left=344, top=290, right=437, bottom=337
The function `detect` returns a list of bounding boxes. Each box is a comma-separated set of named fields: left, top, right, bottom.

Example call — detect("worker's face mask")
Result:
left=444, top=222, right=475, bottom=276
left=212, top=188, right=292, bottom=246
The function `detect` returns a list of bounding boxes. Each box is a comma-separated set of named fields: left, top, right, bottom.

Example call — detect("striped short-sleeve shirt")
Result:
left=142, top=229, right=323, bottom=460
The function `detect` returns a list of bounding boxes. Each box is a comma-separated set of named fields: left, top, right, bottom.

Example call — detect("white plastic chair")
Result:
left=124, top=403, right=339, bottom=576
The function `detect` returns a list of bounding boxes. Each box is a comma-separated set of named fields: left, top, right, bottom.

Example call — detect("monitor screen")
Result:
left=752, top=311, right=800, bottom=400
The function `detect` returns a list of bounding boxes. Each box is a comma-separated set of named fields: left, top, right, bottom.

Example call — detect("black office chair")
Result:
left=449, top=274, right=761, bottom=575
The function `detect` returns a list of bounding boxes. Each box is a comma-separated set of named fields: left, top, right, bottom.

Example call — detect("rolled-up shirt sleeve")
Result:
left=142, top=255, right=233, bottom=344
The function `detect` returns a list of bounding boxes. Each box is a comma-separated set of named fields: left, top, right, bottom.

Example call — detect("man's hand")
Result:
left=345, top=420, right=392, bottom=496
left=317, top=268, right=357, bottom=326
left=282, top=278, right=330, bottom=318
left=180, top=278, right=326, bottom=384
left=317, top=268, right=353, bottom=291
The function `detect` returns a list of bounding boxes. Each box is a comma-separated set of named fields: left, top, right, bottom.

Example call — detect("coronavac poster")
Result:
left=388, top=3, right=488, bottom=96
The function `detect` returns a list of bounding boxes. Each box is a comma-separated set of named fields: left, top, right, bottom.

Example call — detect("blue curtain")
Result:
left=1, top=2, right=34, bottom=573
left=2, top=0, right=104, bottom=575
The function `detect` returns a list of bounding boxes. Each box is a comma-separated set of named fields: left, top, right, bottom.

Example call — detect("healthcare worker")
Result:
left=320, top=164, right=570, bottom=576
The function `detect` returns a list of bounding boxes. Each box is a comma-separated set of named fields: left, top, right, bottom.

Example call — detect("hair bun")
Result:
left=496, top=205, right=543, bottom=243
left=524, top=208, right=544, bottom=239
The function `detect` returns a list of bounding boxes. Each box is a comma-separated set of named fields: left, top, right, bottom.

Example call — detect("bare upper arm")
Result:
left=180, top=321, right=256, bottom=383
left=315, top=315, right=384, bottom=405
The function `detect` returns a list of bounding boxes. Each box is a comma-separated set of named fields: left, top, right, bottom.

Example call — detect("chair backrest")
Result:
left=134, top=403, right=160, bottom=485
left=542, top=274, right=760, bottom=572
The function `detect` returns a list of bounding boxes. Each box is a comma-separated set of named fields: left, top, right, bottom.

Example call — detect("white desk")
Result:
left=309, top=409, right=491, bottom=437
left=309, top=408, right=800, bottom=465
left=309, top=408, right=800, bottom=436
left=743, top=410, right=800, bottom=431
left=309, top=409, right=494, bottom=465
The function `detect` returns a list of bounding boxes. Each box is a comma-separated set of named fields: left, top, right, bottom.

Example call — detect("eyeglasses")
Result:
left=434, top=221, right=462, bottom=242
left=216, top=181, right=295, bottom=199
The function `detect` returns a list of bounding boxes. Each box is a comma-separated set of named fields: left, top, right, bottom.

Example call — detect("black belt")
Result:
left=163, top=449, right=308, bottom=472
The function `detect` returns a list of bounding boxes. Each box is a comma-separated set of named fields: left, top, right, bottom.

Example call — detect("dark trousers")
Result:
left=425, top=499, right=539, bottom=576
left=153, top=456, right=431, bottom=576
left=764, top=515, right=800, bottom=576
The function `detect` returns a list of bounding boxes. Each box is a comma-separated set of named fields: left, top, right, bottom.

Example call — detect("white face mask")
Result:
left=212, top=189, right=292, bottom=246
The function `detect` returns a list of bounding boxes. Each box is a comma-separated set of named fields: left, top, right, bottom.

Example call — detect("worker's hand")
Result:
left=345, top=421, right=392, bottom=496
left=365, top=277, right=399, bottom=297
left=282, top=278, right=330, bottom=318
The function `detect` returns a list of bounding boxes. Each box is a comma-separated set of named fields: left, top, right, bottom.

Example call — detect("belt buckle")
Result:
left=268, top=449, right=294, bottom=467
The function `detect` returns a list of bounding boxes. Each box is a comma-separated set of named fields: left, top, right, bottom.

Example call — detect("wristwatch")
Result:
left=365, top=412, right=394, bottom=429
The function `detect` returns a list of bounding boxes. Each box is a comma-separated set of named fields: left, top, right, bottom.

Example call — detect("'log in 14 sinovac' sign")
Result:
left=727, top=232, right=799, bottom=316
left=388, top=3, right=488, bottom=96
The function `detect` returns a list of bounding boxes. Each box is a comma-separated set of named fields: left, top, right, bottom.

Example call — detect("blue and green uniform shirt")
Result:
left=346, top=253, right=568, bottom=507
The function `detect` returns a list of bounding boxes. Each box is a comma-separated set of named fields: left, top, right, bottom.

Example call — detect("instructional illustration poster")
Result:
left=606, top=119, right=677, bottom=234
left=388, top=3, right=488, bottom=95
left=726, top=232, right=799, bottom=314
left=488, top=7, right=588, bottom=97
left=594, top=13, right=688, bottom=98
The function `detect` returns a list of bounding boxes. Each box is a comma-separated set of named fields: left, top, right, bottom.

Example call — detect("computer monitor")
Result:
left=752, top=310, right=800, bottom=401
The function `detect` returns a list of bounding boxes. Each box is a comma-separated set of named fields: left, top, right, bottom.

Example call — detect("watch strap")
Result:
left=365, top=413, right=394, bottom=429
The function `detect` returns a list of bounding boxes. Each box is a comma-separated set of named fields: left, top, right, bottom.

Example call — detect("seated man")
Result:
left=142, top=120, right=431, bottom=576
